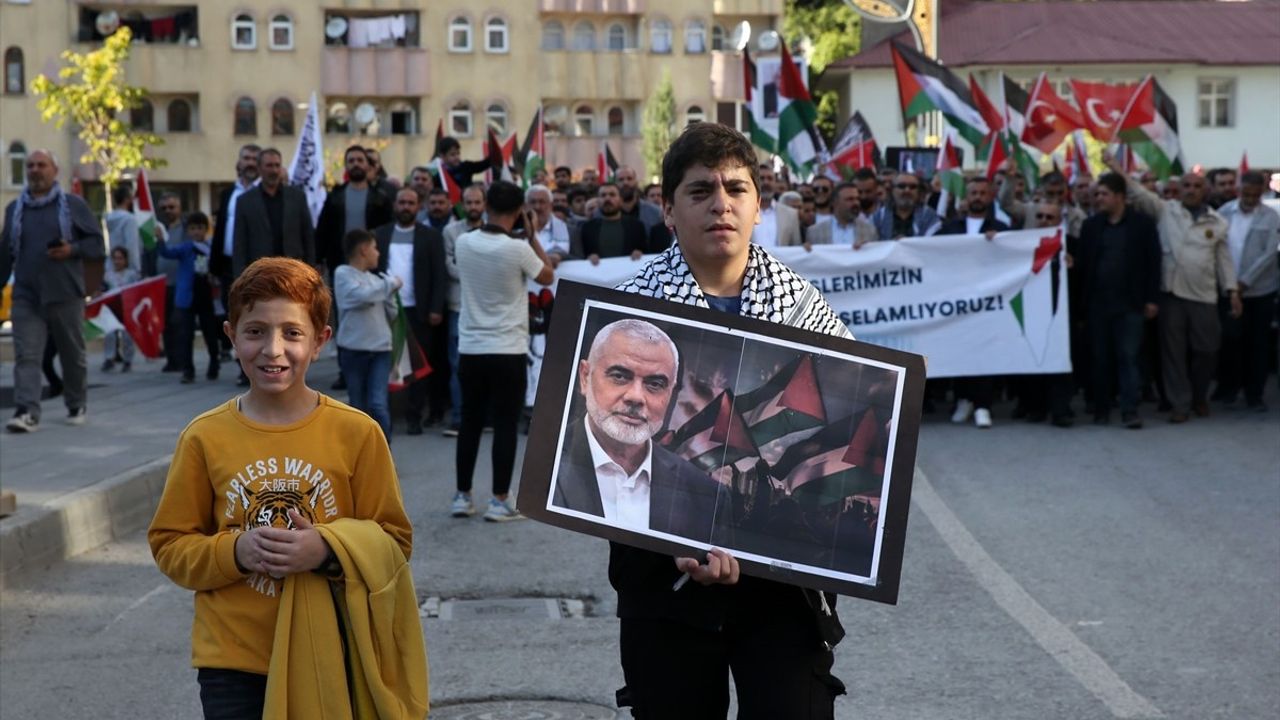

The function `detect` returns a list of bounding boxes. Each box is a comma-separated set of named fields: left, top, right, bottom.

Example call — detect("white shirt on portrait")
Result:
left=583, top=417, right=652, bottom=530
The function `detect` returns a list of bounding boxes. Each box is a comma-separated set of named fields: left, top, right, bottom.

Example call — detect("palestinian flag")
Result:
left=484, top=127, right=515, bottom=184
left=668, top=390, right=759, bottom=472
left=775, top=44, right=819, bottom=173
left=134, top=168, right=158, bottom=251
left=1116, top=75, right=1184, bottom=179
left=737, top=354, right=827, bottom=460
left=1065, top=130, right=1092, bottom=182
left=517, top=106, right=547, bottom=188
left=435, top=118, right=445, bottom=149
left=1069, top=79, right=1135, bottom=143
left=999, top=73, right=1040, bottom=190
left=772, top=407, right=889, bottom=508
left=890, top=41, right=988, bottom=147
left=83, top=303, right=125, bottom=341
left=435, top=160, right=462, bottom=205
left=389, top=293, right=431, bottom=392
left=1021, top=73, right=1084, bottom=155
left=984, top=131, right=1009, bottom=181
left=827, top=111, right=882, bottom=175
left=936, top=130, right=965, bottom=196
left=1010, top=230, right=1065, bottom=366
left=742, top=47, right=778, bottom=154
left=969, top=75, right=1004, bottom=162
left=596, top=141, right=620, bottom=183
left=84, top=276, right=166, bottom=358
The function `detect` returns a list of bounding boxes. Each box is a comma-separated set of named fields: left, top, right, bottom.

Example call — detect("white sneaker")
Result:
left=6, top=413, right=38, bottom=433
left=66, top=408, right=88, bottom=426
left=951, top=399, right=974, bottom=424
left=483, top=498, right=525, bottom=523
left=450, top=492, right=475, bottom=518
left=974, top=408, right=993, bottom=428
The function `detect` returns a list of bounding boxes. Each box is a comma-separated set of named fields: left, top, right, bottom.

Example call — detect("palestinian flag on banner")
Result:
left=737, top=354, right=827, bottom=458
left=667, top=390, right=759, bottom=472
left=517, top=106, right=547, bottom=188
left=1069, top=79, right=1135, bottom=143
left=1010, top=230, right=1065, bottom=366
left=890, top=41, right=988, bottom=147
left=775, top=44, right=820, bottom=173
left=596, top=141, right=620, bottom=183
left=82, top=303, right=125, bottom=341
left=1021, top=73, right=1085, bottom=155
left=742, top=47, right=778, bottom=154
left=389, top=293, right=431, bottom=392
left=969, top=75, right=1004, bottom=162
left=1116, top=75, right=1184, bottom=179
left=84, top=276, right=166, bottom=358
left=771, top=406, right=889, bottom=509
left=134, top=168, right=158, bottom=251
left=827, top=111, right=881, bottom=176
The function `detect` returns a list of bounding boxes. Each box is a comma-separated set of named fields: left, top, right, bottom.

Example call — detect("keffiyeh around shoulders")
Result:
left=616, top=242, right=853, bottom=340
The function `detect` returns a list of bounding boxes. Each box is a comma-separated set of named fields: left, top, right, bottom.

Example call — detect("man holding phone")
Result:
left=1, top=149, right=105, bottom=433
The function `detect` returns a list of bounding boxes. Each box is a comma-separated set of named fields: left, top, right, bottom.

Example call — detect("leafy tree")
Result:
left=30, top=27, right=165, bottom=211
left=784, top=0, right=862, bottom=139
left=641, top=71, right=676, bottom=180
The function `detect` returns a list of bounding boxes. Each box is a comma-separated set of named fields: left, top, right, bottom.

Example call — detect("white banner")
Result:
left=550, top=229, right=1072, bottom=378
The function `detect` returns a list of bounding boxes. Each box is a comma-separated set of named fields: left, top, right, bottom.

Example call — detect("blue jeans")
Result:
left=1090, top=310, right=1145, bottom=415
left=338, top=347, right=391, bottom=439
left=448, top=310, right=462, bottom=425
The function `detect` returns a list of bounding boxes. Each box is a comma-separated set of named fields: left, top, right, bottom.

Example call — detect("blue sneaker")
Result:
left=450, top=492, right=475, bottom=518
left=483, top=498, right=525, bottom=523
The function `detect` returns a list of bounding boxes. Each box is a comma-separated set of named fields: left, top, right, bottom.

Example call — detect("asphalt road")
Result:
left=2, top=392, right=1277, bottom=719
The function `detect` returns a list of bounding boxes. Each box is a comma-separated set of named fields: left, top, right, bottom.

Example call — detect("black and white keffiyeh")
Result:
left=616, top=241, right=853, bottom=340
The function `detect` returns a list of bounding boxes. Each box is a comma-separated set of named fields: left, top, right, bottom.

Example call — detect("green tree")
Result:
left=30, top=27, right=165, bottom=211
left=641, top=71, right=677, bottom=180
left=784, top=0, right=861, bottom=140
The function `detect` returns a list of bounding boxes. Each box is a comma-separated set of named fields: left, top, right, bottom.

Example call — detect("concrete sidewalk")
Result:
left=0, top=340, right=343, bottom=586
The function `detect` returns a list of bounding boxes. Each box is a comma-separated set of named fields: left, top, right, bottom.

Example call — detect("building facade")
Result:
left=0, top=0, right=784, bottom=213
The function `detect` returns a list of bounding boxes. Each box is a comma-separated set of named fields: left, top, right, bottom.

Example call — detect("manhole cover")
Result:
left=431, top=700, right=619, bottom=720
left=422, top=597, right=587, bottom=621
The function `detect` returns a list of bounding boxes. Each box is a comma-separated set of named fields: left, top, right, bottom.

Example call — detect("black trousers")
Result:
left=1216, top=292, right=1277, bottom=403
left=954, top=376, right=994, bottom=410
left=1017, top=373, right=1074, bottom=419
left=619, top=615, right=843, bottom=720
left=176, top=276, right=221, bottom=376
left=425, top=316, right=451, bottom=421
left=197, top=668, right=266, bottom=720
left=401, top=306, right=430, bottom=425
left=456, top=353, right=526, bottom=497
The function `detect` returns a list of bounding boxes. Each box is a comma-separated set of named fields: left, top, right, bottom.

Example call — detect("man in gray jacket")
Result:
left=1, top=149, right=105, bottom=432
left=1214, top=171, right=1279, bottom=410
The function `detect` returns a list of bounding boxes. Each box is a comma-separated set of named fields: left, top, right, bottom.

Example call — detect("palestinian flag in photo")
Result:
left=517, top=106, right=547, bottom=188
left=890, top=41, right=988, bottom=147
left=389, top=292, right=431, bottom=392
left=1009, top=230, right=1065, bottom=367
left=596, top=141, right=620, bottom=183
left=775, top=44, right=820, bottom=173
left=771, top=406, right=889, bottom=509
left=667, top=390, right=759, bottom=472
left=737, top=354, right=827, bottom=463
left=134, top=168, right=158, bottom=251
left=1116, top=75, right=1184, bottom=179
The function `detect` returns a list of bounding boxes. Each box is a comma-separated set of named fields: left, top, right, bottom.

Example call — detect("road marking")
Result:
left=913, top=468, right=1164, bottom=719
left=98, top=583, right=172, bottom=635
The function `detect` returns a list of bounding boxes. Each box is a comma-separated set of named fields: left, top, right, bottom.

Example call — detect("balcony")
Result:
left=710, top=51, right=746, bottom=101
left=539, top=51, right=646, bottom=100
left=712, top=0, right=784, bottom=15
left=538, top=0, right=646, bottom=15
left=77, top=5, right=199, bottom=45
left=321, top=47, right=430, bottom=98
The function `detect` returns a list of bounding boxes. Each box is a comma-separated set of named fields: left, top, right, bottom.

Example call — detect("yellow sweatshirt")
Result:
left=148, top=395, right=413, bottom=674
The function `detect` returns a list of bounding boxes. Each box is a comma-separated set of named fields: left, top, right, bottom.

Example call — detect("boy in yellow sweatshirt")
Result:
left=148, top=257, right=417, bottom=718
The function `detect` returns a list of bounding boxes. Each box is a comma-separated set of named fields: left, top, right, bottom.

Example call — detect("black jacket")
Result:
left=579, top=216, right=648, bottom=258
left=1076, top=208, right=1162, bottom=313
left=316, top=183, right=394, bottom=270
left=231, top=185, right=315, bottom=277
left=372, top=222, right=447, bottom=322
left=937, top=214, right=1010, bottom=236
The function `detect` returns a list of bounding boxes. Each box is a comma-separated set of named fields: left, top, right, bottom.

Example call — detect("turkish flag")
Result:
left=1069, top=80, right=1136, bottom=143
left=87, top=276, right=167, bottom=359
left=1021, top=74, right=1085, bottom=154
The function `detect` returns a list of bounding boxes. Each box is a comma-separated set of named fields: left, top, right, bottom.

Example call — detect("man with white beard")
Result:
left=551, top=319, right=730, bottom=541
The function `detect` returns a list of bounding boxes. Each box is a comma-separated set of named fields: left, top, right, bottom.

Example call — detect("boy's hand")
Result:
left=237, top=509, right=331, bottom=578
left=675, top=548, right=740, bottom=586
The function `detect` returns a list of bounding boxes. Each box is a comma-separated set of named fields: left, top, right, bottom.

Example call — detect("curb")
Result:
left=0, top=455, right=172, bottom=589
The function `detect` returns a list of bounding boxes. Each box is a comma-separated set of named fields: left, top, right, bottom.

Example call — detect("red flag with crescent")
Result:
left=1069, top=80, right=1137, bottom=144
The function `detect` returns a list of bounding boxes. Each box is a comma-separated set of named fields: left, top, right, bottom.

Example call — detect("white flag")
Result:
left=289, top=92, right=327, bottom=227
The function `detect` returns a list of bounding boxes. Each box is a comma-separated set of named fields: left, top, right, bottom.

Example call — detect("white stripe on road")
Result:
left=913, top=468, right=1164, bottom=719
left=98, top=583, right=172, bottom=635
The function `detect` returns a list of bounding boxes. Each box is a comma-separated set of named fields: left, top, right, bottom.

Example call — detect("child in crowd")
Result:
left=334, top=228, right=401, bottom=440
left=100, top=246, right=139, bottom=372
left=157, top=212, right=220, bottom=383
left=148, top=257, right=426, bottom=718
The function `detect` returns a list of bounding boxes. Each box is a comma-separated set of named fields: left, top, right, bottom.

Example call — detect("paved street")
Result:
left=2, top=350, right=1278, bottom=719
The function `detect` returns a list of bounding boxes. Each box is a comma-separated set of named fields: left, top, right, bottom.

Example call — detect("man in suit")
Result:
left=316, top=145, right=394, bottom=272
left=374, top=188, right=448, bottom=433
left=551, top=319, right=731, bottom=543
left=579, top=184, right=647, bottom=264
left=752, top=164, right=803, bottom=248
left=806, top=182, right=877, bottom=249
left=231, top=148, right=315, bottom=277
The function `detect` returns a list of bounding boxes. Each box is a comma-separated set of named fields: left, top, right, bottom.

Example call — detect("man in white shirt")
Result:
left=525, top=184, right=573, bottom=262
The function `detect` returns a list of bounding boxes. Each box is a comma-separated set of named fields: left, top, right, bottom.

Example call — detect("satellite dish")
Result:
left=757, top=30, right=780, bottom=51
left=96, top=10, right=121, bottom=37
left=730, top=21, right=752, bottom=52
left=354, top=103, right=377, bottom=128
left=325, top=17, right=349, bottom=40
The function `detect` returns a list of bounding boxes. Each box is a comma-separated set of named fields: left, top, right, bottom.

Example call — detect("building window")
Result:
left=711, top=24, right=726, bottom=51
left=606, top=23, right=627, bottom=51
left=131, top=99, right=154, bottom=131
left=485, top=17, right=508, bottom=53
left=448, top=16, right=472, bottom=52
left=650, top=19, right=672, bottom=54
left=327, top=102, right=351, bottom=133
left=1198, top=78, right=1234, bottom=128
left=7, top=141, right=25, bottom=187
left=390, top=101, right=417, bottom=135
left=541, top=20, right=565, bottom=50
left=572, top=22, right=595, bottom=51
left=607, top=106, right=625, bottom=135
left=486, top=103, right=508, bottom=134
left=574, top=105, right=594, bottom=136
left=271, top=98, right=294, bottom=135
left=449, top=100, right=472, bottom=137
left=544, top=104, right=568, bottom=137
left=684, top=20, right=706, bottom=54
left=269, top=15, right=293, bottom=50
left=167, top=99, right=193, bottom=132
left=686, top=105, right=705, bottom=126
left=4, top=46, right=23, bottom=95
left=231, top=13, right=256, bottom=50
left=234, top=97, right=257, bottom=135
